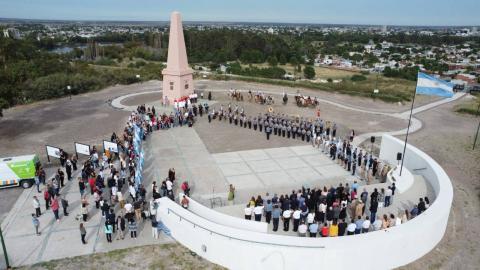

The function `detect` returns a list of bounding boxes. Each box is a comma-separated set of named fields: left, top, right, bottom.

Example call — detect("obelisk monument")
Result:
left=162, top=11, right=194, bottom=104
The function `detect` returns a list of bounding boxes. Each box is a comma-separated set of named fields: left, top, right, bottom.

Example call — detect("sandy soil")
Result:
left=17, top=243, right=225, bottom=270
left=397, top=98, right=480, bottom=270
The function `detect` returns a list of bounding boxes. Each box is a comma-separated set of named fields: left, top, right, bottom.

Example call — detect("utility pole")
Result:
left=0, top=226, right=10, bottom=269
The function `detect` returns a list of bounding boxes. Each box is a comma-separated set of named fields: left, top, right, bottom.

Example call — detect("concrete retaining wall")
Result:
left=157, top=134, right=453, bottom=270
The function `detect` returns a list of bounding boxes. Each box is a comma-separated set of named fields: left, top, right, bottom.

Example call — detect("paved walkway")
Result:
left=110, top=87, right=466, bottom=147
left=0, top=165, right=173, bottom=268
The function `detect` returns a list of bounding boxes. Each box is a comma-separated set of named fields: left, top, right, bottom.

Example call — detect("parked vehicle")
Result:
left=0, top=154, right=40, bottom=189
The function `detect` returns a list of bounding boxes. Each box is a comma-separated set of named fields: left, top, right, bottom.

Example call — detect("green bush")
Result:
left=303, top=66, right=316, bottom=79
left=351, top=75, right=367, bottom=81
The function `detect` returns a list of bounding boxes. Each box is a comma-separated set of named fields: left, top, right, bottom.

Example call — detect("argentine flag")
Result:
left=416, top=72, right=454, bottom=98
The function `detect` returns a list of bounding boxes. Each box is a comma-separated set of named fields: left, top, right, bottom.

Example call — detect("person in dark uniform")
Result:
left=282, top=125, right=286, bottom=137
left=234, top=114, right=238, bottom=125
left=301, top=128, right=306, bottom=141
left=292, top=126, right=297, bottom=139
left=306, top=130, right=311, bottom=143
left=273, top=123, right=278, bottom=136
left=287, top=125, right=291, bottom=138
left=259, top=119, right=263, bottom=132
left=199, top=104, right=203, bottom=117
left=248, top=117, right=252, bottom=129
left=239, top=115, right=243, bottom=127
left=253, top=117, right=258, bottom=130
left=266, top=125, right=271, bottom=140
left=243, top=116, right=247, bottom=128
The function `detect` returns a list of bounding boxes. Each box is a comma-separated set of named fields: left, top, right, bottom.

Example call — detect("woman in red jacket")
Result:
left=88, top=173, right=96, bottom=195
left=51, top=196, right=60, bottom=222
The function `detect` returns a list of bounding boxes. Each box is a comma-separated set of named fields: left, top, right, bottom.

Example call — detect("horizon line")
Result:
left=0, top=17, right=478, bottom=28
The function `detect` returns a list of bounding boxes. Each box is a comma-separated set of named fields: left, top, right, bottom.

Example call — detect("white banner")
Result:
left=46, top=145, right=61, bottom=158
left=103, top=141, right=119, bottom=153
left=75, top=142, right=90, bottom=156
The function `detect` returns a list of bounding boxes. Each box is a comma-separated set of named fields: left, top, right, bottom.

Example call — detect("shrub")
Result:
left=351, top=74, right=367, bottom=81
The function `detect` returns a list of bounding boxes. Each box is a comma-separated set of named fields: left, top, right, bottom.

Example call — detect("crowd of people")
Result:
left=243, top=184, right=430, bottom=237
left=30, top=102, right=201, bottom=243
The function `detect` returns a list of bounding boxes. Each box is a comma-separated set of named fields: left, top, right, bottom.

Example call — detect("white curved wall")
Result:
left=157, top=134, right=453, bottom=270
left=179, top=193, right=268, bottom=233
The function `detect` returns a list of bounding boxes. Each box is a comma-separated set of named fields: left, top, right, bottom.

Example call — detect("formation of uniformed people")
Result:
left=207, top=103, right=339, bottom=143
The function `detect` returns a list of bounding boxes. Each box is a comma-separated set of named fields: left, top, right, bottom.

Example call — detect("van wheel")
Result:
left=20, top=180, right=33, bottom=189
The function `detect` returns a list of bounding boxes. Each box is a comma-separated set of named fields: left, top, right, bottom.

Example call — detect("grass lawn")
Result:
left=454, top=94, right=480, bottom=115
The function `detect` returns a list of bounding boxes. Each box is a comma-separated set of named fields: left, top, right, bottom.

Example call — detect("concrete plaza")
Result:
left=0, top=82, right=462, bottom=268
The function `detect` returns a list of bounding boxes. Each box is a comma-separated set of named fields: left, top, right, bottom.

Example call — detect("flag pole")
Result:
left=473, top=102, right=480, bottom=150
left=400, top=74, right=418, bottom=176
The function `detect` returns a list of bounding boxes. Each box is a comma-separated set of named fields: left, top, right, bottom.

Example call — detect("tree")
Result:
left=279, top=54, right=287, bottom=65
left=267, top=56, right=278, bottom=66
left=303, top=66, right=316, bottom=79
left=289, top=56, right=298, bottom=66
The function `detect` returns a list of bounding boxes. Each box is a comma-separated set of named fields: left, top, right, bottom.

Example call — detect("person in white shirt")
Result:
left=129, top=184, right=136, bottom=201
left=282, top=209, right=292, bottom=231
left=395, top=216, right=402, bottom=226
left=372, top=216, right=383, bottom=231
left=124, top=202, right=133, bottom=213
left=362, top=216, right=371, bottom=233
left=298, top=222, right=308, bottom=237
left=306, top=211, right=315, bottom=226
left=292, top=209, right=302, bottom=232
left=385, top=187, right=393, bottom=207
left=166, top=179, right=173, bottom=191
left=244, top=205, right=253, bottom=220
left=32, top=196, right=41, bottom=217
left=347, top=220, right=356, bottom=235
left=318, top=201, right=327, bottom=223
left=253, top=205, right=264, bottom=222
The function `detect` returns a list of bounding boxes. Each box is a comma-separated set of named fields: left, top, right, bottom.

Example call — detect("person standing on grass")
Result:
left=32, top=196, right=41, bottom=217
left=80, top=223, right=87, bottom=244
left=32, top=214, right=41, bottom=236
left=104, top=222, right=113, bottom=243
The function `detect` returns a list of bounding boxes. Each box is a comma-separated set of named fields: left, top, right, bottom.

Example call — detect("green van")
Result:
left=0, top=154, right=40, bottom=189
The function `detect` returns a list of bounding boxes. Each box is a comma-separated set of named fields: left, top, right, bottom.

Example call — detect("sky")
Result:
left=0, top=0, right=479, bottom=26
